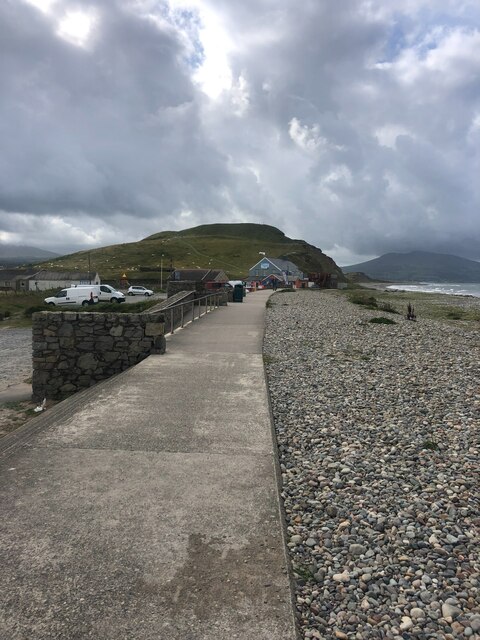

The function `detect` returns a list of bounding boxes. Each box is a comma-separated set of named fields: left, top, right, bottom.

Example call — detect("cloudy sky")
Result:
left=1, top=0, right=479, bottom=264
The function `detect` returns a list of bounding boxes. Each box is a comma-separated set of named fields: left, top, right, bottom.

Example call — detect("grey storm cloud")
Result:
left=0, top=0, right=479, bottom=261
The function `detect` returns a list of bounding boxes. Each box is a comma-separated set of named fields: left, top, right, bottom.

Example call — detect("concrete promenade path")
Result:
left=0, top=290, right=298, bottom=640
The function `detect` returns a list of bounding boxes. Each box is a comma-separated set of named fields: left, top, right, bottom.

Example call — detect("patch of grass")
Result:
left=0, top=292, right=162, bottom=326
left=293, top=564, right=315, bottom=583
left=262, top=354, right=278, bottom=365
left=348, top=293, right=378, bottom=309
left=378, top=301, right=399, bottom=314
left=0, top=290, right=58, bottom=327
left=0, top=399, right=59, bottom=440
left=369, top=317, right=397, bottom=325
left=429, top=305, right=480, bottom=323
left=445, top=309, right=465, bottom=320
left=343, top=288, right=480, bottom=328
left=3, top=401, right=26, bottom=411
left=24, top=305, right=48, bottom=318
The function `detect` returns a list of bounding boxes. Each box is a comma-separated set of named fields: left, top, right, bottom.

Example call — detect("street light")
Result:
left=160, top=254, right=165, bottom=289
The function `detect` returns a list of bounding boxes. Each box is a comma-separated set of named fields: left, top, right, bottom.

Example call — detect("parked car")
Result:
left=71, top=284, right=125, bottom=303
left=44, top=287, right=99, bottom=307
left=127, top=285, right=154, bottom=296
left=98, top=284, right=125, bottom=303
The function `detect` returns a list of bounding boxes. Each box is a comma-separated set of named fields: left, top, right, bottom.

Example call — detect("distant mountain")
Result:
left=342, top=251, right=480, bottom=283
left=34, top=223, right=344, bottom=281
left=0, top=244, right=60, bottom=266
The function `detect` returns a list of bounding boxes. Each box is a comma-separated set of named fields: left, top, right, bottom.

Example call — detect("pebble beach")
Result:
left=264, top=290, right=479, bottom=640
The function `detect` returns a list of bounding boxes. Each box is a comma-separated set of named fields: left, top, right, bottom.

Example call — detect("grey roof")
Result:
left=172, top=269, right=228, bottom=282
left=29, top=270, right=97, bottom=281
left=0, top=268, right=38, bottom=280
left=268, top=257, right=301, bottom=272
left=250, top=257, right=302, bottom=272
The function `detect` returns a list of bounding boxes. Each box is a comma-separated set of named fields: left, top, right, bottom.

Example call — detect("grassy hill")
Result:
left=32, top=223, right=344, bottom=284
left=344, top=271, right=377, bottom=283
left=343, top=251, right=480, bottom=283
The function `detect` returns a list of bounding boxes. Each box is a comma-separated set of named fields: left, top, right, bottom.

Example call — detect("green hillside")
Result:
left=33, top=223, right=343, bottom=284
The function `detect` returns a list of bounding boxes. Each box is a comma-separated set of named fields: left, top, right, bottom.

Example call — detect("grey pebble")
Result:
left=264, top=291, right=480, bottom=640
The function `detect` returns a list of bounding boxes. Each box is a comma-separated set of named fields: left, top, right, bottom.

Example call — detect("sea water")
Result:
left=385, top=282, right=480, bottom=298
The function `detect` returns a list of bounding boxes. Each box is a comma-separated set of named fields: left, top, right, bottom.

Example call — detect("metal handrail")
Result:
left=159, top=291, right=227, bottom=335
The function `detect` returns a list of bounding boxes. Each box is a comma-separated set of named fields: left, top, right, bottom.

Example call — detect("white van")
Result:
left=71, top=284, right=125, bottom=303
left=98, top=284, right=125, bottom=303
left=44, top=287, right=99, bottom=307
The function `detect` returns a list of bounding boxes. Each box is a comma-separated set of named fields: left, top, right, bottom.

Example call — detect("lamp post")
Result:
left=160, top=254, right=164, bottom=290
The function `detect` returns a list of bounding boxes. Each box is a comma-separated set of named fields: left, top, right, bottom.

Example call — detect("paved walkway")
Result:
left=0, top=291, right=297, bottom=640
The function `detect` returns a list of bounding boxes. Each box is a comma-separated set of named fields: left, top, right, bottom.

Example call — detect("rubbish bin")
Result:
left=233, top=284, right=244, bottom=302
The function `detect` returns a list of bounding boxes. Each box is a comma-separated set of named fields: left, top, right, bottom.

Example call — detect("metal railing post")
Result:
left=157, top=291, right=226, bottom=337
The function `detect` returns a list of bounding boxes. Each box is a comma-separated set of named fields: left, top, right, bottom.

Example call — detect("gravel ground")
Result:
left=264, top=290, right=479, bottom=640
left=0, top=328, right=32, bottom=391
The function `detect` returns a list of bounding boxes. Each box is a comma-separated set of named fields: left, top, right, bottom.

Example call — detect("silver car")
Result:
left=127, top=285, right=154, bottom=296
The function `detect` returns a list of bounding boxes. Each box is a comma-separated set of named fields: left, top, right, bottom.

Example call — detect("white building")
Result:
left=28, top=270, right=101, bottom=291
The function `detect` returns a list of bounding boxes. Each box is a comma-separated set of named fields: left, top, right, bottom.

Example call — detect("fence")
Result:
left=157, top=291, right=228, bottom=335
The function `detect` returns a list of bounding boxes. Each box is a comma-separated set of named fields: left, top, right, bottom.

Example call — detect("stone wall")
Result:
left=32, top=310, right=165, bottom=401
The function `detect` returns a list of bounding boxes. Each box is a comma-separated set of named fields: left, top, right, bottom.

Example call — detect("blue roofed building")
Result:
left=246, top=257, right=304, bottom=287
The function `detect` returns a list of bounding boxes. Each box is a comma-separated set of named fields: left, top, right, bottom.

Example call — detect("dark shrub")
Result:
left=379, top=302, right=399, bottom=314
left=369, top=317, right=397, bottom=325
left=24, top=306, right=46, bottom=318
left=349, top=293, right=378, bottom=308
